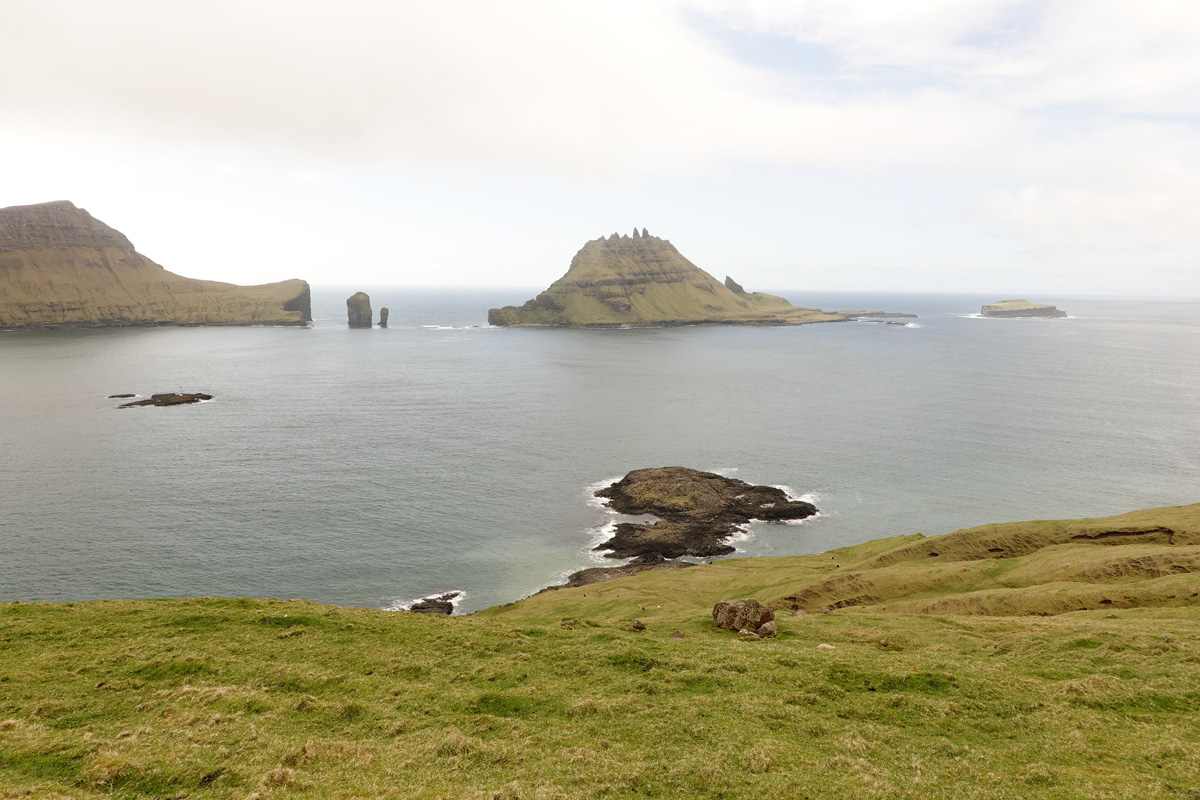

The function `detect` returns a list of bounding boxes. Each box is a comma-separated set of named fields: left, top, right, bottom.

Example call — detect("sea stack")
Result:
left=487, top=230, right=850, bottom=327
left=379, top=308, right=389, bottom=328
left=0, top=201, right=311, bottom=328
left=980, top=300, right=1067, bottom=318
left=347, top=292, right=372, bottom=328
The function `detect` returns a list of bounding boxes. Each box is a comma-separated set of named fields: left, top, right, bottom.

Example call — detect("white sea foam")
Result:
left=384, top=590, right=467, bottom=614
left=585, top=476, right=623, bottom=509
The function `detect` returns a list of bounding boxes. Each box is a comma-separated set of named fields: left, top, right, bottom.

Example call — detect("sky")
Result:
left=1, top=0, right=1198, bottom=296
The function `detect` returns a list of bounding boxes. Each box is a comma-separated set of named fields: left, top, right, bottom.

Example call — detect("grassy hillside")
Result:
left=0, top=201, right=310, bottom=328
left=488, top=232, right=846, bottom=327
left=2, top=506, right=1198, bottom=798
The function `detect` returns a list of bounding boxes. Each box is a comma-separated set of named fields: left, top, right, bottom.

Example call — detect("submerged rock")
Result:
left=347, top=292, right=372, bottom=328
left=117, top=393, right=213, bottom=408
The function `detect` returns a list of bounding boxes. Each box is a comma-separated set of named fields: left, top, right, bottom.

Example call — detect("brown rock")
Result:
left=756, top=620, right=777, bottom=638
left=379, top=307, right=389, bottom=328
left=632, top=619, right=646, bottom=631
left=670, top=630, right=683, bottom=638
left=596, top=467, right=817, bottom=524
left=712, top=599, right=774, bottom=632
left=408, top=592, right=459, bottom=615
left=347, top=292, right=372, bottom=328
left=595, top=520, right=740, bottom=560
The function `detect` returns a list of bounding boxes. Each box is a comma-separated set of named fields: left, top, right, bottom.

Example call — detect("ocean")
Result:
left=2, top=289, right=1198, bottom=613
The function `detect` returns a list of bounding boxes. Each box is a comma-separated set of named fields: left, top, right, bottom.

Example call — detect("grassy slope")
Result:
left=3, top=507, right=1199, bottom=799
left=0, top=248, right=308, bottom=327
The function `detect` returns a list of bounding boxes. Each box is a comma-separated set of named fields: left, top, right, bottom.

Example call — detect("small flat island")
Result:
left=980, top=299, right=1066, bottom=318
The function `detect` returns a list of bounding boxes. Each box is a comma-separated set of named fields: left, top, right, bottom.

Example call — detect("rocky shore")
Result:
left=545, top=467, right=819, bottom=590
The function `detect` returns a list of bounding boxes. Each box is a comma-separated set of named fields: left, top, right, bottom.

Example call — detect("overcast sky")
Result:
left=2, top=0, right=1198, bottom=296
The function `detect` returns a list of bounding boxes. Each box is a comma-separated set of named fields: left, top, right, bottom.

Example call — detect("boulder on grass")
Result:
left=712, top=599, right=774, bottom=632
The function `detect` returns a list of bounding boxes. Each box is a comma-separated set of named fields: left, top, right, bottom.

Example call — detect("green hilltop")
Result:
left=488, top=229, right=846, bottom=327
left=2, top=504, right=1198, bottom=798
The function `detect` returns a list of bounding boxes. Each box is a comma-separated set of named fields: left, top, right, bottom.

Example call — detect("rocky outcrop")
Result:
left=347, top=292, right=372, bottom=328
left=597, top=467, right=817, bottom=524
left=487, top=231, right=852, bottom=327
left=116, top=393, right=213, bottom=408
left=379, top=308, right=389, bottom=328
left=408, top=592, right=460, bottom=615
left=592, top=467, right=818, bottom=560
left=596, top=521, right=741, bottom=560
left=980, top=300, right=1066, bottom=318
left=0, top=201, right=311, bottom=328
left=712, top=599, right=775, bottom=632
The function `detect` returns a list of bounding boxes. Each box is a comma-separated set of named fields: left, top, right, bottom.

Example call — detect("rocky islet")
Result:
left=542, top=467, right=820, bottom=589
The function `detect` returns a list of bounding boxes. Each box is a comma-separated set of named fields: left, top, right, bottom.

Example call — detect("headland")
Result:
left=0, top=201, right=311, bottom=328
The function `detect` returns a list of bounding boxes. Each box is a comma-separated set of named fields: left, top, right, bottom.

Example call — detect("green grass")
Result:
left=2, top=506, right=1200, bottom=798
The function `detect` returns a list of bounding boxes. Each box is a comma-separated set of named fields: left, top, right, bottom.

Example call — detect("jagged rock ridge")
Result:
left=0, top=201, right=311, bottom=328
left=488, top=229, right=847, bottom=327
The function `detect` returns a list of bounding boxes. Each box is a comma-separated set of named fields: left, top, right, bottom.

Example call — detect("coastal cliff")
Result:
left=488, top=229, right=848, bottom=327
left=0, top=201, right=311, bottom=328
left=980, top=299, right=1066, bottom=318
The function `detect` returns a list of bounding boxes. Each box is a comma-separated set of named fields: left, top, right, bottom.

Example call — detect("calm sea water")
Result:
left=2, top=289, right=1198, bottom=613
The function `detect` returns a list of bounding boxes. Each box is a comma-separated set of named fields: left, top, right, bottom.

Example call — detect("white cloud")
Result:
left=0, top=0, right=1198, bottom=293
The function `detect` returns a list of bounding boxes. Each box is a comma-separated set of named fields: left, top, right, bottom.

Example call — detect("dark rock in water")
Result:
left=347, top=292, right=372, bottom=328
left=712, top=598, right=774, bottom=632
left=118, top=393, right=212, bottom=408
left=408, top=592, right=460, bottom=615
left=596, top=521, right=740, bottom=560
left=597, top=466, right=817, bottom=524
left=539, top=553, right=694, bottom=592
left=588, top=466, right=818, bottom=563
left=108, top=393, right=136, bottom=398
left=378, top=307, right=389, bottom=328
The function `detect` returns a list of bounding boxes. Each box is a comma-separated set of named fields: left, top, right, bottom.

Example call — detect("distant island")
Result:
left=980, top=299, right=1066, bottom=318
left=489, top=229, right=905, bottom=327
left=0, top=201, right=311, bottom=328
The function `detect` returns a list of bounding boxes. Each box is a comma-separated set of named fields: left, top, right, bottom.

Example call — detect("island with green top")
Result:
left=980, top=299, right=1067, bottom=318
left=489, top=228, right=910, bottom=327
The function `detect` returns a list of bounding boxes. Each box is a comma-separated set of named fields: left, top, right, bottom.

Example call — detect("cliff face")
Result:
left=0, top=201, right=311, bottom=328
left=980, top=299, right=1067, bottom=318
left=488, top=229, right=845, bottom=327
